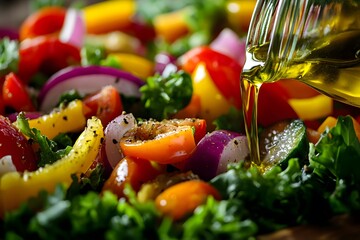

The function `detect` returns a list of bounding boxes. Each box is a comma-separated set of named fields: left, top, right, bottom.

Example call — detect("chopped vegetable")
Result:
left=185, top=130, right=248, bottom=180
left=0, top=117, right=103, bottom=215
left=16, top=112, right=72, bottom=168
left=259, top=119, right=309, bottom=171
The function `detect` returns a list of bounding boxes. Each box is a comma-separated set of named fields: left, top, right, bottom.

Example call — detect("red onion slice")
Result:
left=104, top=112, right=137, bottom=169
left=7, top=112, right=42, bottom=122
left=0, top=28, right=19, bottom=40
left=185, top=130, right=249, bottom=180
left=210, top=28, right=246, bottom=66
left=59, top=8, right=85, bottom=48
left=38, top=65, right=144, bottom=111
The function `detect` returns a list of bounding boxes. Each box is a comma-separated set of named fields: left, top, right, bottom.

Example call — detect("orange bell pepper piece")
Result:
left=120, top=125, right=196, bottom=164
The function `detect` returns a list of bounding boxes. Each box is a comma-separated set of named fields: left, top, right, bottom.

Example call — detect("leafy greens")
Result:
left=2, top=116, right=360, bottom=239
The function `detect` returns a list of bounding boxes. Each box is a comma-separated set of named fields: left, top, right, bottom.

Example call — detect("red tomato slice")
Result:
left=19, top=7, right=66, bottom=41
left=257, top=82, right=298, bottom=127
left=102, top=156, right=164, bottom=198
left=0, top=115, right=37, bottom=172
left=181, top=46, right=242, bottom=109
left=18, top=36, right=81, bottom=82
left=2, top=72, right=35, bottom=112
left=120, top=120, right=197, bottom=164
left=83, top=85, right=123, bottom=127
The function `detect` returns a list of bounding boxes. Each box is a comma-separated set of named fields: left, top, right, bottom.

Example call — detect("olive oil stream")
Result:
left=241, top=30, right=360, bottom=166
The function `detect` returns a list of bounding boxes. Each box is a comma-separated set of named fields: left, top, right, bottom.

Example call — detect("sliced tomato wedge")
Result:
left=120, top=119, right=197, bottom=164
left=19, top=7, right=66, bottom=41
left=83, top=85, right=123, bottom=127
left=257, top=82, right=298, bottom=127
left=102, top=156, right=164, bottom=198
left=18, top=36, right=81, bottom=82
left=181, top=46, right=242, bottom=109
left=2, top=72, right=35, bottom=112
left=0, top=115, right=37, bottom=172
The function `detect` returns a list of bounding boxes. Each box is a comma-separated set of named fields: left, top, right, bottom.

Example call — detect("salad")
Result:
left=1, top=0, right=360, bottom=239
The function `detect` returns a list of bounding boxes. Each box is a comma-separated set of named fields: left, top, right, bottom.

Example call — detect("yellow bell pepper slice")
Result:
left=0, top=117, right=103, bottom=216
left=226, top=0, right=257, bottom=33
left=192, top=62, right=231, bottom=129
left=153, top=8, right=189, bottom=43
left=22, top=100, right=86, bottom=140
left=110, top=53, right=154, bottom=79
left=83, top=0, right=136, bottom=34
left=288, top=95, right=333, bottom=121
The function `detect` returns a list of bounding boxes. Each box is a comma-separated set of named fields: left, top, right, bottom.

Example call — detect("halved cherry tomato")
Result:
left=181, top=46, right=242, bottom=109
left=102, top=156, right=164, bottom=199
left=155, top=180, right=221, bottom=220
left=257, top=82, right=299, bottom=127
left=2, top=72, right=35, bottom=112
left=83, top=85, right=123, bottom=127
left=18, top=36, right=81, bottom=82
left=0, top=115, right=37, bottom=173
left=19, top=7, right=66, bottom=41
left=120, top=120, right=197, bottom=164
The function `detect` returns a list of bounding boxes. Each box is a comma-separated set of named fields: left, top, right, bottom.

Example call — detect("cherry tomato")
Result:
left=18, top=36, right=81, bottom=82
left=19, top=7, right=66, bottom=41
left=102, top=156, right=164, bottom=198
left=0, top=115, right=37, bottom=172
left=155, top=180, right=221, bottom=220
left=181, top=46, right=242, bottom=109
left=83, top=85, right=123, bottom=127
left=2, top=72, right=35, bottom=112
left=120, top=122, right=196, bottom=164
left=257, top=82, right=299, bottom=127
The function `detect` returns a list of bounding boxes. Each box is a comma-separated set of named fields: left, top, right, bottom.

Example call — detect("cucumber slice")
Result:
left=259, top=119, right=308, bottom=171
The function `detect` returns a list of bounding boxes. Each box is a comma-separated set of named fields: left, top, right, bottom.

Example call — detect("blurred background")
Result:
left=0, top=0, right=29, bottom=28
left=0, top=0, right=100, bottom=28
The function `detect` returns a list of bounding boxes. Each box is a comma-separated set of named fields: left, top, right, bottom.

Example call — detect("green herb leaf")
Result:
left=0, top=38, right=19, bottom=77
left=16, top=112, right=72, bottom=167
left=140, top=70, right=193, bottom=120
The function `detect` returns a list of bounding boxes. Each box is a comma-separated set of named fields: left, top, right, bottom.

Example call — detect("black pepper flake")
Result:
left=52, top=123, right=55, bottom=128
left=112, top=139, right=118, bottom=144
left=93, top=130, right=98, bottom=137
left=123, top=118, right=129, bottom=124
left=115, top=77, right=120, bottom=83
left=63, top=116, right=68, bottom=121
left=234, top=140, right=239, bottom=145
left=100, top=137, right=104, bottom=143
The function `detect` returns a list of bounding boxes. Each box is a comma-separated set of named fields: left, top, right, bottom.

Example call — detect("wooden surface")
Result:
left=258, top=215, right=360, bottom=240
